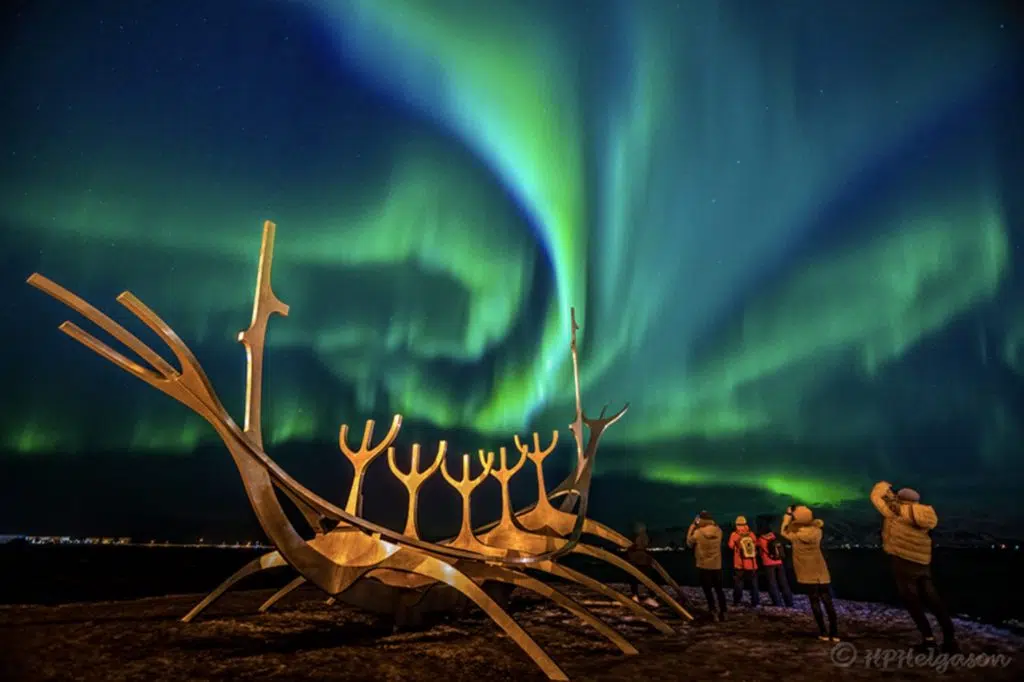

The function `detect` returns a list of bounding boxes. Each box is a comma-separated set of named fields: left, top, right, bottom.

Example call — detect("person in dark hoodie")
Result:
left=757, top=517, right=794, bottom=607
left=870, top=481, right=958, bottom=654
left=626, top=522, right=659, bottom=607
left=727, top=515, right=760, bottom=607
left=686, top=511, right=727, bottom=621
left=781, top=505, right=839, bottom=641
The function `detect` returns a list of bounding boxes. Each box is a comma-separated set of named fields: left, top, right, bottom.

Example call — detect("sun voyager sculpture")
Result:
left=28, top=220, right=692, bottom=680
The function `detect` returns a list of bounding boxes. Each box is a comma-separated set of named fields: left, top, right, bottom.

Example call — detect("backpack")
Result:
left=766, top=536, right=785, bottom=561
left=739, top=534, right=757, bottom=560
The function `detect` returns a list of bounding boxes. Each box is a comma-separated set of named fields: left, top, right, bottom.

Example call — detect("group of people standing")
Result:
left=628, top=480, right=959, bottom=653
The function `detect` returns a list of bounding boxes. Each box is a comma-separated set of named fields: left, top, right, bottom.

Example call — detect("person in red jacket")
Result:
left=756, top=517, right=794, bottom=607
left=727, top=515, right=761, bottom=607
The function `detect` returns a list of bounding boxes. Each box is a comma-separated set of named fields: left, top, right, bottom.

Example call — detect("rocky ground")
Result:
left=0, top=584, right=1020, bottom=681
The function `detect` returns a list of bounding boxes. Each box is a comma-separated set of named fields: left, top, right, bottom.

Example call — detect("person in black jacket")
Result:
left=626, top=522, right=659, bottom=607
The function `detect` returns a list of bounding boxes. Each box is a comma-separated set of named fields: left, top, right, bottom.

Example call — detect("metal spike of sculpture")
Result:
left=28, top=220, right=690, bottom=681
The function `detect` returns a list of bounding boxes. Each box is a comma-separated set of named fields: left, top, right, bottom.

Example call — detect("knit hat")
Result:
left=699, top=510, right=712, bottom=521
left=792, top=506, right=813, bottom=524
left=735, top=515, right=747, bottom=526
left=897, top=488, right=920, bottom=502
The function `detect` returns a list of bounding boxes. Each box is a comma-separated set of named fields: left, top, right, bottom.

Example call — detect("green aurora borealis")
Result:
left=1, top=0, right=1022, bottom=509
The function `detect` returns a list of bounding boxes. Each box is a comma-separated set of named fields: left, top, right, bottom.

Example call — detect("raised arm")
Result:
left=780, top=511, right=795, bottom=541
left=870, top=480, right=897, bottom=518
left=685, top=523, right=697, bottom=546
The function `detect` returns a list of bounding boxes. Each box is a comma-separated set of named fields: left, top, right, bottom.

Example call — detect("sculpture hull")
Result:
left=335, top=578, right=514, bottom=629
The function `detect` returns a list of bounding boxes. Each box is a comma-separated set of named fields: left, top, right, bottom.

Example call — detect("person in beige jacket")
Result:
left=780, top=505, right=839, bottom=641
left=870, top=481, right=958, bottom=653
left=686, top=511, right=727, bottom=620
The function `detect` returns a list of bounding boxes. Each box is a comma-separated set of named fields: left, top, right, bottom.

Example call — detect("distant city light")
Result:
left=0, top=529, right=1013, bottom=552
left=0, top=535, right=270, bottom=549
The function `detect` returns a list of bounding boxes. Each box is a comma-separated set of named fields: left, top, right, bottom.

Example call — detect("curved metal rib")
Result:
left=471, top=456, right=688, bottom=614
left=259, top=575, right=306, bottom=613
left=541, top=562, right=674, bottom=634
left=257, top=563, right=637, bottom=656
left=182, top=551, right=287, bottom=622
left=457, top=564, right=638, bottom=655
left=571, top=544, right=692, bottom=621
left=378, top=550, right=569, bottom=681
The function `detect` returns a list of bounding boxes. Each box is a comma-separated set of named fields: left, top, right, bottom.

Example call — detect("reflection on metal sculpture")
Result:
left=28, top=220, right=691, bottom=681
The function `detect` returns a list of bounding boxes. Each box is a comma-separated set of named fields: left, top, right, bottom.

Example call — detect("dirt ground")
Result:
left=1, top=584, right=1020, bottom=682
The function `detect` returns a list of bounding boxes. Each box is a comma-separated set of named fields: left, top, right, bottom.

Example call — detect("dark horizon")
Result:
left=4, top=437, right=1021, bottom=544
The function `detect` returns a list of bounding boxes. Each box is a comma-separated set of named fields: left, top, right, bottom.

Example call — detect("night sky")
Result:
left=1, top=0, right=1022, bottom=538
